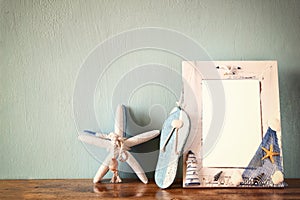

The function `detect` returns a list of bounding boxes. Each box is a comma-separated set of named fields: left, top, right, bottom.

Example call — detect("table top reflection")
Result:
left=0, top=179, right=299, bottom=199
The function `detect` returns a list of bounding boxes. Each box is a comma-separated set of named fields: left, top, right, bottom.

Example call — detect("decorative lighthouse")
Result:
left=185, top=151, right=201, bottom=186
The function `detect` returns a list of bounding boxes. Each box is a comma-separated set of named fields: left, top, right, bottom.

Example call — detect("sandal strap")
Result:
left=161, top=122, right=182, bottom=154
left=161, top=127, right=175, bottom=152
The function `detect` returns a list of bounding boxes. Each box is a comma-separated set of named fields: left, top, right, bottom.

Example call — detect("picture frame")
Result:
left=182, top=61, right=284, bottom=188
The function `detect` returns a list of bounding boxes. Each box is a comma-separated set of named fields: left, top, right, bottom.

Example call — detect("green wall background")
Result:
left=1, top=0, right=299, bottom=179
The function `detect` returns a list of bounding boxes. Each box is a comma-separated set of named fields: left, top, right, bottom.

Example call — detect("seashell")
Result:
left=171, top=119, right=183, bottom=129
left=271, top=171, right=284, bottom=185
left=253, top=173, right=265, bottom=186
left=230, top=170, right=243, bottom=186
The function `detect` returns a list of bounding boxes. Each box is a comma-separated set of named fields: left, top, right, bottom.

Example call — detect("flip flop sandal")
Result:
left=155, top=107, right=190, bottom=189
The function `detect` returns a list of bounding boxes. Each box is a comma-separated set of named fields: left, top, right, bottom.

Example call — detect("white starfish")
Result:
left=78, top=104, right=160, bottom=184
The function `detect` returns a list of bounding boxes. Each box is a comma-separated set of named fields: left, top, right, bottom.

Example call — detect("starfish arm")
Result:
left=93, top=155, right=111, bottom=183
left=261, top=155, right=269, bottom=161
left=261, top=147, right=268, bottom=152
left=78, top=133, right=113, bottom=150
left=270, top=156, right=275, bottom=163
left=126, top=151, right=148, bottom=184
left=125, top=130, right=160, bottom=147
left=114, top=104, right=127, bottom=137
left=270, top=144, right=274, bottom=152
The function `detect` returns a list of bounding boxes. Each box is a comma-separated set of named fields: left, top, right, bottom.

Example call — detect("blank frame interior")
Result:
left=202, top=80, right=262, bottom=168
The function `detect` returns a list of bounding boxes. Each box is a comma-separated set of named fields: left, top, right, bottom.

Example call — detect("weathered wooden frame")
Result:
left=182, top=61, right=283, bottom=188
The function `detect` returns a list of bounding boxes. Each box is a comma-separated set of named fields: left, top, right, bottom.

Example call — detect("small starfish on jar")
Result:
left=261, top=144, right=280, bottom=163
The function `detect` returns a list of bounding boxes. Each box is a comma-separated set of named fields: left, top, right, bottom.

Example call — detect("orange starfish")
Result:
left=261, top=144, right=280, bottom=163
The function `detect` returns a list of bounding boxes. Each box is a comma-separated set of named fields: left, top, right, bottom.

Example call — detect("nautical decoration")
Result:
left=182, top=61, right=284, bottom=188
left=261, top=144, right=280, bottom=163
left=216, top=65, right=242, bottom=76
left=155, top=107, right=190, bottom=189
left=213, top=171, right=223, bottom=181
left=185, top=151, right=200, bottom=186
left=78, top=104, right=160, bottom=184
left=253, top=173, right=265, bottom=186
left=242, top=127, right=284, bottom=187
left=271, top=171, right=284, bottom=185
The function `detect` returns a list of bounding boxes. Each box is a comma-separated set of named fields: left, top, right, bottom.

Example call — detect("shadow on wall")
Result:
left=279, top=69, right=300, bottom=178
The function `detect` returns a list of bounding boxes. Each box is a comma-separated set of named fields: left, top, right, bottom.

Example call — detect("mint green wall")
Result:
left=1, top=0, right=299, bottom=179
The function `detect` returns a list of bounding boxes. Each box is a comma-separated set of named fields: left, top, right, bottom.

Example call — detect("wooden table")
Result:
left=1, top=179, right=299, bottom=199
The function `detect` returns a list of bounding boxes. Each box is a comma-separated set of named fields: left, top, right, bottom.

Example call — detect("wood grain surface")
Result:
left=0, top=179, right=299, bottom=200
